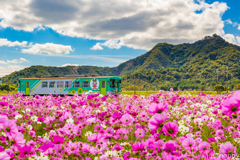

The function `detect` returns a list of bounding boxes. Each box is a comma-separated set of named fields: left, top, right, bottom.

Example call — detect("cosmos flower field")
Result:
left=0, top=90, right=240, bottom=160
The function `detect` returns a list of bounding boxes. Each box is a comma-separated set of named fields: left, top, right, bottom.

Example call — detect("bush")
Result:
left=235, top=84, right=240, bottom=90
left=213, top=85, right=225, bottom=92
left=125, top=85, right=139, bottom=91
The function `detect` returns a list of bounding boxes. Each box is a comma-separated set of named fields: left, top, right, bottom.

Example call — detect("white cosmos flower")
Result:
left=27, top=125, right=33, bottom=130
left=31, top=116, right=38, bottom=122
left=26, top=108, right=31, bottom=112
left=15, top=114, right=22, bottom=120
left=66, top=118, right=74, bottom=123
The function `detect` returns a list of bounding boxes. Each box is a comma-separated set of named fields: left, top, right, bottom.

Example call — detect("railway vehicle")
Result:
left=18, top=75, right=122, bottom=96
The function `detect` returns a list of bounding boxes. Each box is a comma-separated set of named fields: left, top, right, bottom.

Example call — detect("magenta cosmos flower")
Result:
left=219, top=142, right=237, bottom=156
left=51, top=136, right=64, bottom=144
left=132, top=142, right=145, bottom=151
left=162, top=122, right=178, bottom=136
left=222, top=97, right=240, bottom=116
left=148, top=103, right=169, bottom=114
left=148, top=112, right=168, bottom=130
left=18, top=145, right=31, bottom=159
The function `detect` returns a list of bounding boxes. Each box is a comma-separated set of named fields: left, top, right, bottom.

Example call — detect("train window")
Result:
left=49, top=82, right=56, bottom=88
left=102, top=81, right=105, bottom=88
left=119, top=80, right=121, bottom=83
left=26, top=82, right=29, bottom=88
left=74, top=81, right=80, bottom=88
left=57, top=81, right=64, bottom=88
left=42, top=82, right=48, bottom=88
left=83, top=81, right=89, bottom=88
left=65, top=81, right=72, bottom=88
left=110, top=79, right=115, bottom=87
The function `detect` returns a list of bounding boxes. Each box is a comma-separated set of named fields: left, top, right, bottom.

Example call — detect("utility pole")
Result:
left=134, top=74, right=136, bottom=95
left=216, top=69, right=220, bottom=94
left=226, top=66, right=228, bottom=93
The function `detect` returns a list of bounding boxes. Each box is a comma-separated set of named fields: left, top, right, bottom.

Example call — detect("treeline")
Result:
left=0, top=84, right=18, bottom=91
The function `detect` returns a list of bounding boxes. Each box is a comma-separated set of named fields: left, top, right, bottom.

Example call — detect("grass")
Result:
left=0, top=90, right=18, bottom=96
left=0, top=90, right=231, bottom=96
left=121, top=90, right=230, bottom=96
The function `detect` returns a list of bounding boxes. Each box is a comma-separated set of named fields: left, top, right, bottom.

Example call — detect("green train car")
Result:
left=18, top=75, right=122, bottom=96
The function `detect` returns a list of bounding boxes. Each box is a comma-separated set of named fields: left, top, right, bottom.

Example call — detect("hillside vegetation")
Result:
left=1, top=34, right=240, bottom=91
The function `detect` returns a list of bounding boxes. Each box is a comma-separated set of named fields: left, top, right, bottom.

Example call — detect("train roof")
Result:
left=19, top=75, right=121, bottom=80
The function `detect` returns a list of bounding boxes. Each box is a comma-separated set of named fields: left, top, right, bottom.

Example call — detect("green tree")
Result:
left=213, top=85, right=225, bottom=92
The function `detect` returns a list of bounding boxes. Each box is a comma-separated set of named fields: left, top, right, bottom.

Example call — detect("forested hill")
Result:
left=2, top=34, right=240, bottom=90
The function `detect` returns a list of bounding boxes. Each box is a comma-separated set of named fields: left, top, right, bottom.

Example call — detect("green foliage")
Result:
left=0, top=84, right=17, bottom=91
left=125, top=85, right=139, bottom=91
left=235, top=84, right=240, bottom=90
left=213, top=85, right=225, bottom=92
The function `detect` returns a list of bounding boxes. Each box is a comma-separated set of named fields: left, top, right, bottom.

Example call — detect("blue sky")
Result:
left=0, top=0, right=240, bottom=76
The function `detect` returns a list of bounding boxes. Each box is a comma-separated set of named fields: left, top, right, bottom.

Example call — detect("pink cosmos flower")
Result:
left=3, top=120, right=18, bottom=137
left=162, top=122, right=178, bottom=136
left=219, top=142, right=237, bottom=156
left=122, top=151, right=131, bottom=160
left=135, top=128, right=145, bottom=139
left=148, top=103, right=169, bottom=114
left=94, top=124, right=103, bottom=132
left=222, top=97, right=240, bottom=116
left=113, top=144, right=124, bottom=151
left=87, top=133, right=102, bottom=142
left=0, top=115, right=8, bottom=129
left=0, top=152, right=10, bottom=160
left=9, top=132, right=26, bottom=149
left=120, top=114, right=134, bottom=125
left=232, top=90, right=240, bottom=102
left=182, top=137, right=197, bottom=152
left=216, top=130, right=224, bottom=137
left=164, top=142, right=176, bottom=154
left=148, top=112, right=168, bottom=130
left=198, top=141, right=211, bottom=153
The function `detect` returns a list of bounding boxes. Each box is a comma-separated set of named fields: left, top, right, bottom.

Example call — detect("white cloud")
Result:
left=0, top=0, right=231, bottom=50
left=225, top=19, right=232, bottom=24
left=101, top=40, right=122, bottom=49
left=90, top=43, right=103, bottom=50
left=0, top=58, right=29, bottom=64
left=60, top=64, right=80, bottom=67
left=0, top=38, right=27, bottom=47
left=236, top=36, right=240, bottom=44
left=91, top=40, right=122, bottom=50
left=0, top=65, right=27, bottom=77
left=19, top=58, right=28, bottom=62
left=21, top=43, right=73, bottom=55
left=7, top=59, right=19, bottom=64
left=0, top=60, right=7, bottom=64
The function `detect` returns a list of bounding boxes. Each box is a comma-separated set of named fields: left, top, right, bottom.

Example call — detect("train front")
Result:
left=107, top=76, right=122, bottom=96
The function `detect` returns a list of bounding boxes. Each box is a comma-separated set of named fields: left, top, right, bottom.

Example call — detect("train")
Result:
left=18, top=75, right=122, bottom=96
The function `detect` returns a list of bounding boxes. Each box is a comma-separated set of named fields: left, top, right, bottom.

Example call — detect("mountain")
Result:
left=1, top=34, right=240, bottom=90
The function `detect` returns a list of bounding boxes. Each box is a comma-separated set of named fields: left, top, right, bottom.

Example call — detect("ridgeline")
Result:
left=2, top=34, right=240, bottom=91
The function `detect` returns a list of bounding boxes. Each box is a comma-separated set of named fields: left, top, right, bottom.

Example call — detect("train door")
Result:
left=25, top=81, right=30, bottom=95
left=100, top=80, right=106, bottom=95
left=116, top=80, right=119, bottom=93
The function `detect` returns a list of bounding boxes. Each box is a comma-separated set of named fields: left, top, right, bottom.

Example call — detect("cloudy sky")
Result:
left=0, top=0, right=240, bottom=77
